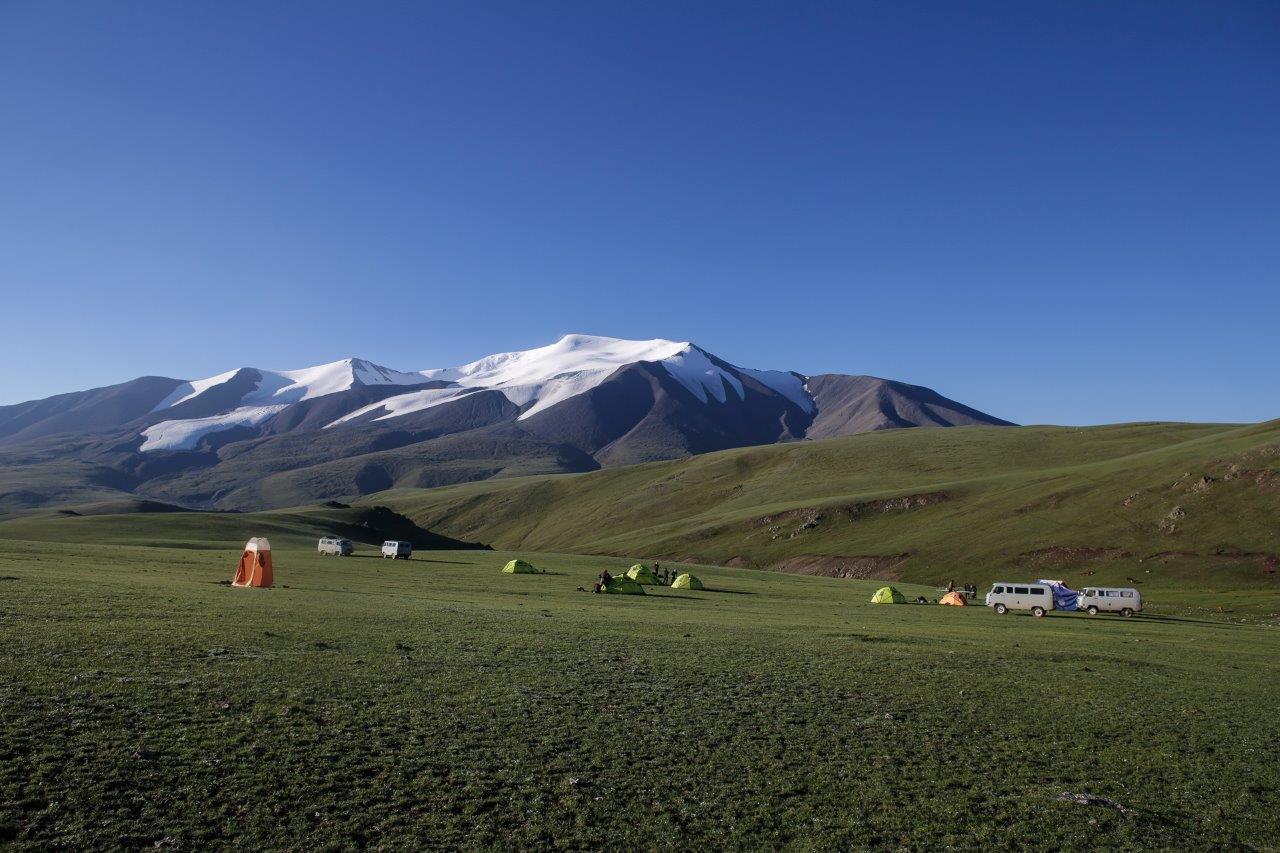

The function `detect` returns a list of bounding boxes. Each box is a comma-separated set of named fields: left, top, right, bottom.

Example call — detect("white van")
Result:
left=317, top=536, right=354, bottom=556
left=1078, top=587, right=1142, bottom=617
left=985, top=582, right=1055, bottom=616
left=381, top=540, right=412, bottom=560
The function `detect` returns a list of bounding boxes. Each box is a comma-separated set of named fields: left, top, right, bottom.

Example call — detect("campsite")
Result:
left=3, top=3, right=1278, bottom=849
left=1, top=516, right=1278, bottom=849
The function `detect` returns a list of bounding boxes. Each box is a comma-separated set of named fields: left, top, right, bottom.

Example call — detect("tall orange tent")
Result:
left=939, top=590, right=967, bottom=606
left=233, top=537, right=273, bottom=588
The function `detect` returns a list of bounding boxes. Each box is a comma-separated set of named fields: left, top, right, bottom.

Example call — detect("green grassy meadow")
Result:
left=3, top=531, right=1278, bottom=849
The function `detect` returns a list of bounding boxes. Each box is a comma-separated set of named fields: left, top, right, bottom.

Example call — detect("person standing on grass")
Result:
left=947, top=579, right=956, bottom=593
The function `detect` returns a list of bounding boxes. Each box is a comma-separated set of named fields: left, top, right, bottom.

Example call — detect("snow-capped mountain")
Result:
left=141, top=358, right=432, bottom=451
left=135, top=335, right=817, bottom=452
left=0, top=334, right=1011, bottom=512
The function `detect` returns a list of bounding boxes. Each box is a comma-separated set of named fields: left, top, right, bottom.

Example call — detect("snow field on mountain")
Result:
left=140, top=405, right=289, bottom=451
left=138, top=335, right=824, bottom=448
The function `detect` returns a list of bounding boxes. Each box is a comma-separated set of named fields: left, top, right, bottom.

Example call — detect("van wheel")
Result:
left=994, top=603, right=1008, bottom=615
left=1120, top=608, right=1134, bottom=618
left=1086, top=605, right=1098, bottom=616
left=1031, top=606, right=1046, bottom=618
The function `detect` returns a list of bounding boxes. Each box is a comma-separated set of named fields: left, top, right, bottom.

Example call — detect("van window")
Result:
left=993, top=586, right=1003, bottom=594
left=1014, top=587, right=1028, bottom=595
left=1029, top=588, right=1044, bottom=595
left=1121, top=590, right=1133, bottom=597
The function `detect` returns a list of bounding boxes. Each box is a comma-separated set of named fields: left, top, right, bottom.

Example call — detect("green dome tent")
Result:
left=625, top=563, right=657, bottom=585
left=870, top=586, right=906, bottom=604
left=603, top=576, right=646, bottom=595
left=670, top=573, right=703, bottom=590
left=502, top=559, right=540, bottom=574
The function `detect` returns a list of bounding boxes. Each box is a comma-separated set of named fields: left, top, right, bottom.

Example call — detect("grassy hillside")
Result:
left=0, top=423, right=598, bottom=515
left=2, top=538, right=1278, bottom=848
left=362, top=421, right=1280, bottom=609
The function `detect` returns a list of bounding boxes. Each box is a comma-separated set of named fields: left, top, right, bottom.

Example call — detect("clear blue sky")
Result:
left=1, top=2, right=1277, bottom=424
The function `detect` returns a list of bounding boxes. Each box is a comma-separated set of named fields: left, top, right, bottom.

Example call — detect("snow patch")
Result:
left=150, top=369, right=242, bottom=412
left=421, top=334, right=693, bottom=421
left=740, top=368, right=815, bottom=413
left=326, top=386, right=470, bottom=428
left=324, top=335, right=702, bottom=425
left=150, top=359, right=430, bottom=416
left=660, top=347, right=743, bottom=404
left=140, top=405, right=288, bottom=451
left=426, top=334, right=685, bottom=386
left=513, top=371, right=616, bottom=418
left=244, top=358, right=429, bottom=405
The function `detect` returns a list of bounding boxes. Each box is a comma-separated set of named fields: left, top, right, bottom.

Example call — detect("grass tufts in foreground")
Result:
left=1, top=538, right=1278, bottom=849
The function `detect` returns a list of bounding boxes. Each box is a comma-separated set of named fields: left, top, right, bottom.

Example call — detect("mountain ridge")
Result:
left=0, top=334, right=1012, bottom=512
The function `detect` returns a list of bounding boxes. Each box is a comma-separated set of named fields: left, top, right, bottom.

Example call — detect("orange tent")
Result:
left=233, top=537, right=273, bottom=588
left=939, top=590, right=967, bottom=606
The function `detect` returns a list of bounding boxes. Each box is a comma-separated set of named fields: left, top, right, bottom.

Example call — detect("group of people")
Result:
left=591, top=562, right=677, bottom=593
left=916, top=581, right=978, bottom=605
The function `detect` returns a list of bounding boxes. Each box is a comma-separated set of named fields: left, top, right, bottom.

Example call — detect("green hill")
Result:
left=3, top=420, right=1276, bottom=613
left=360, top=421, right=1280, bottom=609
left=0, top=501, right=481, bottom=552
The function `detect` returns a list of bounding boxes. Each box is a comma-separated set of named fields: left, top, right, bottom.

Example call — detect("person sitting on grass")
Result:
left=593, top=569, right=613, bottom=594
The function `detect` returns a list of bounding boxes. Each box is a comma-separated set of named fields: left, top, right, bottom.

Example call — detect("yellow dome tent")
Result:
left=603, top=576, right=646, bottom=595
left=502, top=559, right=540, bottom=574
left=939, top=591, right=967, bottom=606
left=671, top=572, right=703, bottom=590
left=870, top=586, right=906, bottom=604
left=625, top=563, right=657, bottom=585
